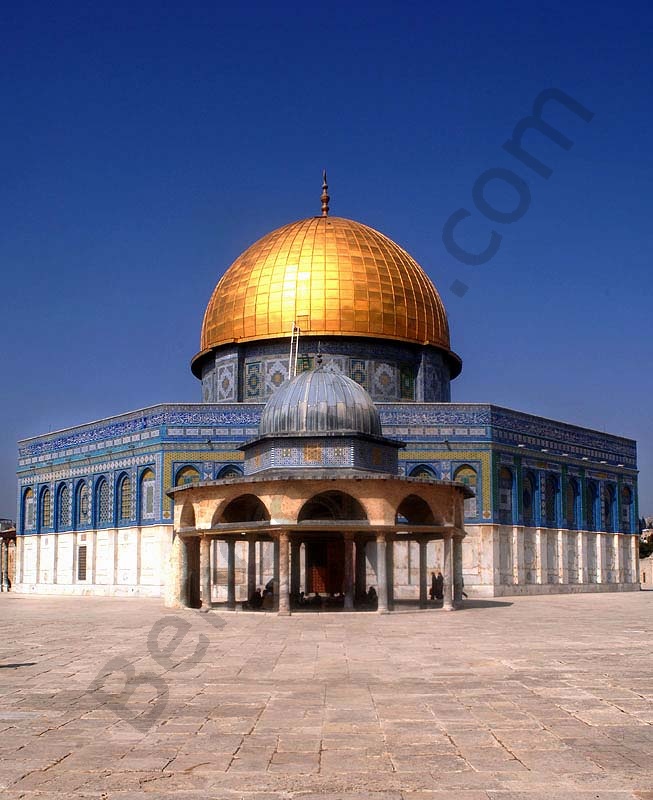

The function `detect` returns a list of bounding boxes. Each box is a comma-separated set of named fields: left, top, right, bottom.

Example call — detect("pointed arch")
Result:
left=522, top=471, right=536, bottom=526
left=298, top=491, right=367, bottom=522
left=22, top=487, right=35, bottom=532
left=396, top=494, right=437, bottom=525
left=179, top=502, right=196, bottom=528
left=217, top=464, right=243, bottom=479
left=175, top=465, right=200, bottom=486
left=95, top=477, right=111, bottom=527
left=139, top=468, right=156, bottom=522
left=56, top=483, right=71, bottom=530
left=214, top=494, right=270, bottom=526
left=454, top=464, right=477, bottom=518
left=39, top=487, right=52, bottom=529
left=75, top=481, right=90, bottom=528
left=409, top=464, right=437, bottom=480
left=117, top=473, right=132, bottom=522
left=498, top=466, right=513, bottom=524
left=565, top=478, right=579, bottom=529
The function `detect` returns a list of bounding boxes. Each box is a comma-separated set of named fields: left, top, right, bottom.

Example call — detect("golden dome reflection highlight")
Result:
left=196, top=214, right=456, bottom=367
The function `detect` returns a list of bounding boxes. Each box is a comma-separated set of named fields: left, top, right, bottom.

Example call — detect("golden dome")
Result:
left=195, top=215, right=455, bottom=366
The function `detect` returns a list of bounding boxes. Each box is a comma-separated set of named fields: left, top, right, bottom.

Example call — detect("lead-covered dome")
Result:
left=193, top=215, right=456, bottom=372
left=259, top=367, right=382, bottom=438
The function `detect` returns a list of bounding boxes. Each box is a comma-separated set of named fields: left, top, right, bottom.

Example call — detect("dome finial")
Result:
left=320, top=169, right=330, bottom=216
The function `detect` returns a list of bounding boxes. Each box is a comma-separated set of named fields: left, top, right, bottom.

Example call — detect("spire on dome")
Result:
left=320, top=170, right=330, bottom=216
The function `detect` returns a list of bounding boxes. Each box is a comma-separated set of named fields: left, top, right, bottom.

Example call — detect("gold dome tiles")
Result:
left=199, top=216, right=452, bottom=355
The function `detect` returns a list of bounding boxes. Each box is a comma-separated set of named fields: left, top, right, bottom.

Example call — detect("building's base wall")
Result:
left=463, top=524, right=640, bottom=598
left=12, top=524, right=640, bottom=601
left=13, top=526, right=172, bottom=598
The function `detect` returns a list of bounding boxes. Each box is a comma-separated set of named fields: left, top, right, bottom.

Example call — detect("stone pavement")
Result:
left=1, top=593, right=653, bottom=800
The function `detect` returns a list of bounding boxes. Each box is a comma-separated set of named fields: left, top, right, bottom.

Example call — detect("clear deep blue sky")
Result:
left=1, top=1, right=652, bottom=519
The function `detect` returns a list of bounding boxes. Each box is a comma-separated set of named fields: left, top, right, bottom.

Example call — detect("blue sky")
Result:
left=1, top=0, right=651, bottom=519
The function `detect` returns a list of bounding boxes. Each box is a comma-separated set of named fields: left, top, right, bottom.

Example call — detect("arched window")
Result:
left=217, top=465, right=242, bottom=479
left=545, top=474, right=559, bottom=527
left=523, top=472, right=536, bottom=526
left=454, top=465, right=477, bottom=518
left=410, top=464, right=437, bottom=480
left=621, top=486, right=633, bottom=533
left=175, top=465, right=200, bottom=486
left=57, top=484, right=71, bottom=530
left=118, top=475, right=132, bottom=522
left=586, top=481, right=598, bottom=531
left=498, top=467, right=513, bottom=524
left=76, top=482, right=90, bottom=528
left=23, top=488, right=35, bottom=532
left=96, top=478, right=111, bottom=526
left=40, top=488, right=52, bottom=529
left=565, top=478, right=579, bottom=529
left=140, top=468, right=156, bottom=521
left=602, top=484, right=616, bottom=533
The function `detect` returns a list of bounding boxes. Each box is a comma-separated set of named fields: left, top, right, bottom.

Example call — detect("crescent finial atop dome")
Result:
left=321, top=170, right=329, bottom=216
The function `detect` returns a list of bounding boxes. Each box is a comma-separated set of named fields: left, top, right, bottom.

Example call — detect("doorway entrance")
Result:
left=306, top=538, right=344, bottom=594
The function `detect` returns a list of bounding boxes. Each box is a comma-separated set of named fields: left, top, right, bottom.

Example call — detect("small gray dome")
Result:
left=259, top=368, right=382, bottom=437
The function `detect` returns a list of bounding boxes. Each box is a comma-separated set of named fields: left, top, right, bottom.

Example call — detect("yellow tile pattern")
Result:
left=200, top=216, right=451, bottom=352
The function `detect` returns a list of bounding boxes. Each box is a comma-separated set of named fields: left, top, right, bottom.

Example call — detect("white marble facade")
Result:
left=13, top=525, right=640, bottom=599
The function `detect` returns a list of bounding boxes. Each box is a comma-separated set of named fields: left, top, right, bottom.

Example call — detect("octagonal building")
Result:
left=13, top=178, right=640, bottom=604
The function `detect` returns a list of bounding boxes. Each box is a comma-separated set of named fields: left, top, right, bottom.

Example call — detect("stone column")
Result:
left=576, top=531, right=590, bottom=585
left=290, top=538, right=301, bottom=599
left=167, top=533, right=190, bottom=608
left=418, top=539, right=428, bottom=609
left=18, top=536, right=24, bottom=584
left=595, top=533, right=605, bottom=584
left=453, top=536, right=463, bottom=604
left=247, top=536, right=257, bottom=599
left=344, top=533, right=354, bottom=610
left=613, top=533, right=622, bottom=584
left=278, top=532, right=290, bottom=616
left=300, top=542, right=306, bottom=592
left=111, top=529, right=119, bottom=587
left=355, top=538, right=366, bottom=602
left=0, top=540, right=5, bottom=591
left=386, top=537, right=395, bottom=611
left=557, top=530, right=568, bottom=585
left=535, top=528, right=547, bottom=585
left=35, top=534, right=41, bottom=584
left=200, top=536, right=212, bottom=609
left=273, top=538, right=280, bottom=610
left=376, top=533, right=388, bottom=613
left=512, top=526, right=524, bottom=586
left=227, top=539, right=236, bottom=610
left=630, top=535, right=639, bottom=584
left=442, top=535, right=454, bottom=611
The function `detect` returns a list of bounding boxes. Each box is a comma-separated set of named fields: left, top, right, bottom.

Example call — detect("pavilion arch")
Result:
left=179, top=502, right=196, bottom=528
left=298, top=491, right=367, bottom=522
left=175, top=465, right=201, bottom=486
left=395, top=494, right=438, bottom=525
left=409, top=464, right=437, bottom=480
left=214, top=494, right=271, bottom=526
